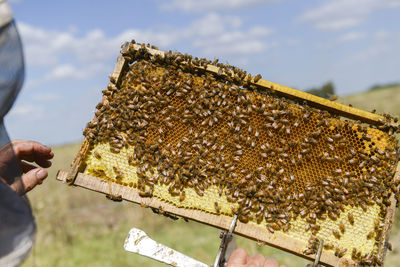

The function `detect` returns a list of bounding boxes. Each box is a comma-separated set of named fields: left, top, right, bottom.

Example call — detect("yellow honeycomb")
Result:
left=85, top=143, right=382, bottom=258
left=81, top=47, right=398, bottom=264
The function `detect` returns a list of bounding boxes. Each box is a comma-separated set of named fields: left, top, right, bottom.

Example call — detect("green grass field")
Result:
left=22, top=85, right=400, bottom=266
left=338, top=84, right=400, bottom=116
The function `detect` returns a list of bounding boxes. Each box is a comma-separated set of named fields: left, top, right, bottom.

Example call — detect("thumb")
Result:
left=21, top=168, right=48, bottom=193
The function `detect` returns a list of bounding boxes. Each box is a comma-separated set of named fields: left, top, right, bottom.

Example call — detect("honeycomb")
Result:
left=82, top=43, right=399, bottom=265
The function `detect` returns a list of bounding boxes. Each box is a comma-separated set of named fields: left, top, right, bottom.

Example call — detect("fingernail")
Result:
left=36, top=169, right=47, bottom=179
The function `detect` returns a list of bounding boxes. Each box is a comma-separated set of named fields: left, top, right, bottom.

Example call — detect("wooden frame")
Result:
left=57, top=42, right=399, bottom=267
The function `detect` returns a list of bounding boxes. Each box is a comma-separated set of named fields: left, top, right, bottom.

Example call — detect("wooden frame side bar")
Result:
left=377, top=162, right=400, bottom=263
left=67, top=44, right=128, bottom=184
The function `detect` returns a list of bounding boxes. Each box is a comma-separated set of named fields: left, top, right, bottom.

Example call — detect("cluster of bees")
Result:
left=83, top=41, right=399, bottom=265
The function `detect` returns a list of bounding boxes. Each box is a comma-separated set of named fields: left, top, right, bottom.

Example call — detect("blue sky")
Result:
left=4, top=0, right=400, bottom=145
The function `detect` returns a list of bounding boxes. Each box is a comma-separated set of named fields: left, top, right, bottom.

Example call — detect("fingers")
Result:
left=227, top=248, right=249, bottom=266
left=12, top=140, right=54, bottom=158
left=247, top=254, right=267, bottom=267
left=12, top=140, right=54, bottom=167
left=33, top=158, right=52, bottom=168
left=226, top=249, right=284, bottom=267
left=264, top=258, right=280, bottom=267
left=19, top=161, right=36, bottom=173
left=20, top=168, right=48, bottom=193
left=9, top=168, right=48, bottom=195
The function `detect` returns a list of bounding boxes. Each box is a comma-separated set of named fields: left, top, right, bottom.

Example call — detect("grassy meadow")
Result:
left=22, top=85, right=400, bottom=266
left=338, top=84, right=400, bottom=116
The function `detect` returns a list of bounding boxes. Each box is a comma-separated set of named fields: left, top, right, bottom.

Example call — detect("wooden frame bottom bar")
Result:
left=56, top=170, right=352, bottom=266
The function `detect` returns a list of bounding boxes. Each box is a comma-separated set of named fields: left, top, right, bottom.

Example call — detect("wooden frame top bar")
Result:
left=125, top=42, right=394, bottom=128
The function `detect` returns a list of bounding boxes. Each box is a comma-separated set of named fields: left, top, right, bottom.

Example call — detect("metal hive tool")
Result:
left=57, top=41, right=400, bottom=266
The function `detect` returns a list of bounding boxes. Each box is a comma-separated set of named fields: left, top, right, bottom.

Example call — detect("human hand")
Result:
left=226, top=248, right=287, bottom=267
left=0, top=140, right=54, bottom=195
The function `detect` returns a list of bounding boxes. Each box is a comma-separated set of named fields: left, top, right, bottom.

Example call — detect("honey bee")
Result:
left=179, top=192, right=186, bottom=202
left=325, top=136, right=334, bottom=143
left=267, top=225, right=275, bottom=234
left=351, top=248, right=358, bottom=260
left=324, top=243, right=334, bottom=250
left=335, top=247, right=346, bottom=258
left=214, top=202, right=221, bottom=213
left=329, top=94, right=338, bottom=101
left=106, top=194, right=122, bottom=202
left=253, top=74, right=262, bottom=83
left=282, top=224, right=291, bottom=232
left=110, top=147, right=120, bottom=153
left=256, top=241, right=265, bottom=247
left=196, top=188, right=204, bottom=196
left=360, top=203, right=367, bottom=212
left=348, top=213, right=354, bottom=225
left=367, top=231, right=374, bottom=240
left=328, top=211, right=337, bottom=221
left=109, top=75, right=116, bottom=84
left=113, top=166, right=124, bottom=179
left=339, top=222, right=345, bottom=233
left=332, top=229, right=341, bottom=239
left=93, top=151, right=102, bottom=159
left=303, top=249, right=314, bottom=255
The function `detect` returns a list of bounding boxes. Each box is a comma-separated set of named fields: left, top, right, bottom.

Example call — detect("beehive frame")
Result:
left=57, top=42, right=399, bottom=266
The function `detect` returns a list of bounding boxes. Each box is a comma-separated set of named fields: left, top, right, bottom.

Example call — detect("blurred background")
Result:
left=5, top=0, right=400, bottom=266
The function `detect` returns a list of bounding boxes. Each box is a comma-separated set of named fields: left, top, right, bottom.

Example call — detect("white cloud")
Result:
left=17, top=13, right=274, bottom=83
left=7, top=104, right=44, bottom=119
left=338, top=32, right=367, bottom=42
left=316, top=29, right=397, bottom=50
left=185, top=13, right=242, bottom=37
left=48, top=64, right=82, bottom=80
left=298, top=0, right=400, bottom=31
left=316, top=32, right=367, bottom=49
left=32, top=93, right=59, bottom=101
left=17, top=23, right=179, bottom=68
left=285, top=38, right=300, bottom=46
left=373, top=30, right=394, bottom=41
left=44, top=63, right=109, bottom=81
left=328, top=32, right=400, bottom=79
left=16, top=22, right=181, bottom=87
left=187, top=13, right=274, bottom=57
left=161, top=0, right=279, bottom=12
left=354, top=34, right=399, bottom=62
